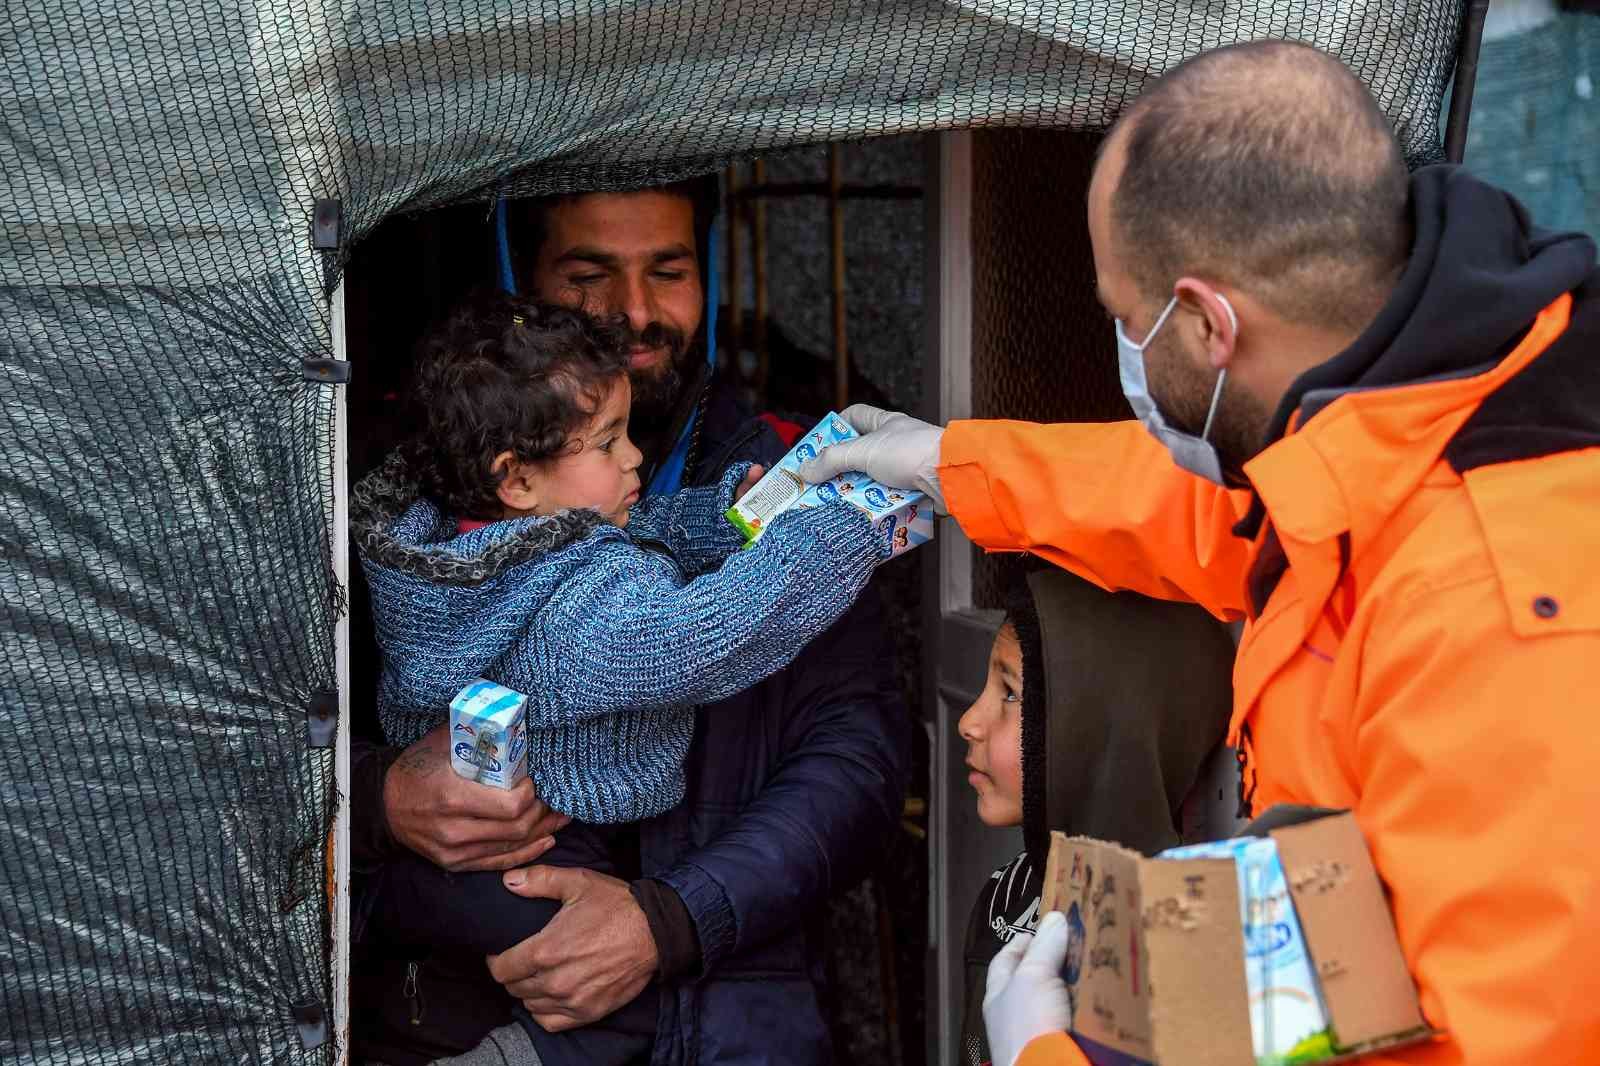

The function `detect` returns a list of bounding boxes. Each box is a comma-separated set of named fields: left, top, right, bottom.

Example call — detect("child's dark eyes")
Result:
left=598, top=437, right=616, bottom=453
left=1003, top=686, right=1020, bottom=704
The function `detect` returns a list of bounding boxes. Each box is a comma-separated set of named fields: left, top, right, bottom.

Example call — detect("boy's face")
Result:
left=959, top=623, right=1024, bottom=827
left=500, top=376, right=644, bottom=527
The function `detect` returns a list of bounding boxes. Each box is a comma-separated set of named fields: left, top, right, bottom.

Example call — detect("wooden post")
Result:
left=829, top=145, right=848, bottom=410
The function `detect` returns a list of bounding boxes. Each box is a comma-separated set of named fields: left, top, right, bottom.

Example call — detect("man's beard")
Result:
left=1145, top=332, right=1271, bottom=479
left=626, top=320, right=703, bottom=430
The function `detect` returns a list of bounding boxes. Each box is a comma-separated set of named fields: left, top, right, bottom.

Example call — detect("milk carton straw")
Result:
left=1159, top=836, right=1336, bottom=1066
left=448, top=679, right=528, bottom=790
left=725, top=412, right=934, bottom=559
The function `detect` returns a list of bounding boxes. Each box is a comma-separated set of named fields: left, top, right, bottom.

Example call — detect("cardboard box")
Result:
left=725, top=411, right=933, bottom=559
left=448, top=679, right=528, bottom=789
left=1038, top=812, right=1433, bottom=1066
left=1158, top=836, right=1332, bottom=1062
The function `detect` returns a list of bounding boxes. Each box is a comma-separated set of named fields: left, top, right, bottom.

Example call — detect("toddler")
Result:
left=351, top=296, right=888, bottom=1061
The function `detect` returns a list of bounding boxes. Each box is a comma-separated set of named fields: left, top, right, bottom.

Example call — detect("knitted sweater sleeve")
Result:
left=623, top=463, right=749, bottom=575
left=523, top=502, right=883, bottom=728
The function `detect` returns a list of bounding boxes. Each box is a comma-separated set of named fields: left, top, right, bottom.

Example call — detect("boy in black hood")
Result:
left=957, top=567, right=1235, bottom=1066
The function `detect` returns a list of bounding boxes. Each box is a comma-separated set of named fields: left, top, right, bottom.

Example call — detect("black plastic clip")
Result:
left=306, top=690, right=338, bottom=748
left=303, top=358, right=351, bottom=384
left=291, top=999, right=328, bottom=1049
left=312, top=198, right=341, bottom=250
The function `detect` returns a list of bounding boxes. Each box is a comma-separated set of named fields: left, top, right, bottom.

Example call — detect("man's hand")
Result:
left=734, top=463, right=766, bottom=501
left=797, top=404, right=947, bottom=513
left=983, top=911, right=1076, bottom=1066
left=486, top=866, right=658, bottom=1032
left=383, top=724, right=569, bottom=872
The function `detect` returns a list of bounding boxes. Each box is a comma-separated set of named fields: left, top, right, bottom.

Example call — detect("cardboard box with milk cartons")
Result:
left=1039, top=811, right=1437, bottom=1066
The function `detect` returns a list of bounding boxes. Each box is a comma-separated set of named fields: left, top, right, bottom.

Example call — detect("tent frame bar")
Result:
left=1443, top=0, right=1492, bottom=164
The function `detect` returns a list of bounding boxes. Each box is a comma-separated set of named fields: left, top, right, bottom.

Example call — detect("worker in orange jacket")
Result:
left=804, top=40, right=1600, bottom=1066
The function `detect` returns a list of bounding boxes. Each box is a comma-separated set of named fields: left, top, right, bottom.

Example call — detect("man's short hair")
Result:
left=504, top=175, right=720, bottom=287
left=1110, top=41, right=1411, bottom=332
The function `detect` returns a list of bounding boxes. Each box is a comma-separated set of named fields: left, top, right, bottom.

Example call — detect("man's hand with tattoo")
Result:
left=383, top=723, right=570, bottom=872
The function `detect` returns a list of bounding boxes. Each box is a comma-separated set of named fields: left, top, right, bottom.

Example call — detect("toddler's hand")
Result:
left=735, top=465, right=765, bottom=501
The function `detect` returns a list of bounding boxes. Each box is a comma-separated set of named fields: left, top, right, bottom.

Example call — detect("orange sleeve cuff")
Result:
left=939, top=419, right=1026, bottom=551
left=1014, top=1030, right=1091, bottom=1066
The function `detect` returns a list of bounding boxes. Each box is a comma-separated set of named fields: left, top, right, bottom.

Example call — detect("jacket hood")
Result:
left=350, top=448, right=602, bottom=588
left=1236, top=167, right=1600, bottom=603
left=1269, top=165, right=1596, bottom=438
left=1017, top=568, right=1236, bottom=864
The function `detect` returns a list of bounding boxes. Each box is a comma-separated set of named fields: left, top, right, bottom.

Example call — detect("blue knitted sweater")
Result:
left=351, top=450, right=886, bottom=824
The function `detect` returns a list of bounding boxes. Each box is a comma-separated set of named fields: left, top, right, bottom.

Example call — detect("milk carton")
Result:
left=789, top=473, right=934, bottom=559
left=725, top=412, right=933, bottom=559
left=448, top=679, right=528, bottom=790
left=1159, top=836, right=1335, bottom=1066
left=725, top=412, right=858, bottom=540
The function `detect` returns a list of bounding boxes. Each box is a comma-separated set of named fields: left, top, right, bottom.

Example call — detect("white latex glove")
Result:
left=983, top=910, right=1075, bottom=1066
left=796, top=404, right=948, bottom=514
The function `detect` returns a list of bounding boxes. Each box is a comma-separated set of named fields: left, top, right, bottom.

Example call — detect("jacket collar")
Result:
left=1233, top=166, right=1596, bottom=546
left=1243, top=293, right=1573, bottom=562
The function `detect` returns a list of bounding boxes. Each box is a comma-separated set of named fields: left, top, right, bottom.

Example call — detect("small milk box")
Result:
left=725, top=411, right=933, bottom=559
left=448, top=679, right=529, bottom=790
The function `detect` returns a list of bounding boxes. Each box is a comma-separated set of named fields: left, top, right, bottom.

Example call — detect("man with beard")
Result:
left=349, top=178, right=909, bottom=1065
left=804, top=41, right=1600, bottom=1066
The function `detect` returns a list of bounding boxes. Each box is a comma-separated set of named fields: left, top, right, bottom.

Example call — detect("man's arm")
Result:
left=647, top=585, right=910, bottom=969
left=487, top=588, right=910, bottom=1028
left=1348, top=575, right=1600, bottom=1064
left=939, top=419, right=1254, bottom=621
left=352, top=725, right=568, bottom=874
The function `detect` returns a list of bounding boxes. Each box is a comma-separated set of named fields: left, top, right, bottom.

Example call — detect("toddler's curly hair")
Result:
left=409, top=295, right=631, bottom=518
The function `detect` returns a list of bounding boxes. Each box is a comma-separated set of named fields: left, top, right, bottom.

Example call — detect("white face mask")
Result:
left=1115, top=294, right=1238, bottom=486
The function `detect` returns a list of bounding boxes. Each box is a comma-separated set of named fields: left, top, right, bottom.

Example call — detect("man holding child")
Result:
left=349, top=179, right=910, bottom=1065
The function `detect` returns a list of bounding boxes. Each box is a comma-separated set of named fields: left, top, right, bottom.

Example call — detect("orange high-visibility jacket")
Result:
left=944, top=288, right=1600, bottom=1066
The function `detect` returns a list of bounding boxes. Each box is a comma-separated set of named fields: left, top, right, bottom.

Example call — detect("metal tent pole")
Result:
left=1443, top=0, right=1493, bottom=164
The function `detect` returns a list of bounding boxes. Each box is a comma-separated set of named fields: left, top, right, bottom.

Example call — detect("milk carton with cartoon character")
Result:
left=448, top=679, right=528, bottom=790
left=791, top=473, right=934, bottom=559
left=725, top=412, right=858, bottom=540
left=724, top=411, right=934, bottom=558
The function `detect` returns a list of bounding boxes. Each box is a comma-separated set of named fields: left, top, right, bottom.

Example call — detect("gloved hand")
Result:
left=983, top=910, right=1076, bottom=1066
left=796, top=404, right=948, bottom=514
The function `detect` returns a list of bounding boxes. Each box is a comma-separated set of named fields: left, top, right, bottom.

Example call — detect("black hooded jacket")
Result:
left=958, top=569, right=1236, bottom=1066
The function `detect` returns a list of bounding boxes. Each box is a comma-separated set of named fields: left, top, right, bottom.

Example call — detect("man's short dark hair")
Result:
left=1110, top=41, right=1411, bottom=332
left=503, top=175, right=720, bottom=287
left=409, top=296, right=630, bottom=518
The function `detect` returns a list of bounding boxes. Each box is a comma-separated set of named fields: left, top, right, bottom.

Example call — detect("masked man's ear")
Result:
left=1174, top=278, right=1240, bottom=371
